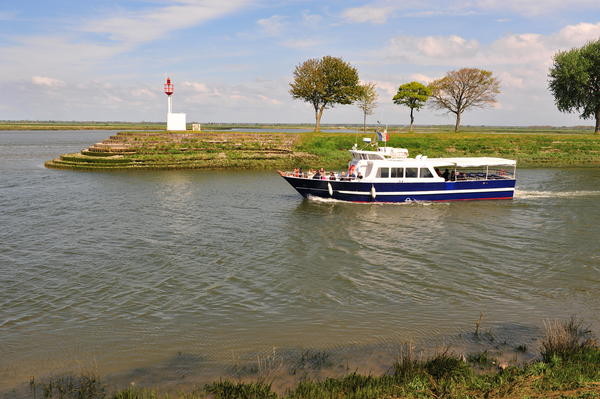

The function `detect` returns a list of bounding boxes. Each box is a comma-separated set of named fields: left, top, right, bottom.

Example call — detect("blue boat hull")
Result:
left=281, top=176, right=516, bottom=202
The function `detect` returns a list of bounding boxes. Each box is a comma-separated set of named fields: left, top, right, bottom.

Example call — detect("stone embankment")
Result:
left=45, top=131, right=310, bottom=170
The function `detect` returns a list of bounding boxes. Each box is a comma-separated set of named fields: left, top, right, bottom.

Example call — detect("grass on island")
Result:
left=43, top=128, right=600, bottom=171
left=25, top=318, right=600, bottom=399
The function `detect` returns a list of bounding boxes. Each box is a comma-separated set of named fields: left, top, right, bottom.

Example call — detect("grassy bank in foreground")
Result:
left=24, top=319, right=600, bottom=399
left=44, top=130, right=600, bottom=170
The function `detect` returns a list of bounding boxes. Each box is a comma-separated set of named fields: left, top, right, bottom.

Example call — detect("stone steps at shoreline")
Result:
left=45, top=131, right=307, bottom=170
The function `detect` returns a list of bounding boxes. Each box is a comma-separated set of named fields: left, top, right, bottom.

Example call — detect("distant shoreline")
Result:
left=1, top=121, right=598, bottom=132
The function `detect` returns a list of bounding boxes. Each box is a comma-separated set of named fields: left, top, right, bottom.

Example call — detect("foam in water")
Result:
left=515, top=189, right=600, bottom=199
left=306, top=195, right=441, bottom=206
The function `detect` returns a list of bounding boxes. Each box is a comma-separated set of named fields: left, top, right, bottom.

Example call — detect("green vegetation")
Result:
left=356, top=82, right=378, bottom=134
left=44, top=129, right=600, bottom=170
left=25, top=318, right=600, bottom=399
left=393, top=82, right=432, bottom=132
left=549, top=39, right=600, bottom=133
left=290, top=56, right=362, bottom=131
left=296, top=131, right=600, bottom=169
left=429, top=68, right=501, bottom=132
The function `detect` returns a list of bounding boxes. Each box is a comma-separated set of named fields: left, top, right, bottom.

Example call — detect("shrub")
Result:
left=424, top=350, right=472, bottom=381
left=204, top=380, right=277, bottom=399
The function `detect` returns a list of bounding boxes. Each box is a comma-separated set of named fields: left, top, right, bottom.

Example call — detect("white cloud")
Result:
left=408, top=73, right=435, bottom=84
left=280, top=38, right=321, bottom=48
left=257, top=94, right=282, bottom=105
left=131, top=88, right=157, bottom=98
left=31, top=76, right=66, bottom=88
left=257, top=15, right=286, bottom=36
left=301, top=11, right=323, bottom=28
left=340, top=1, right=600, bottom=24
left=381, top=22, right=600, bottom=68
left=83, top=0, right=252, bottom=46
left=471, top=0, right=600, bottom=16
left=341, top=5, right=396, bottom=24
left=0, top=1, right=253, bottom=82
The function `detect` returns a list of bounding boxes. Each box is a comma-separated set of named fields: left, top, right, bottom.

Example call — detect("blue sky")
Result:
left=1, top=0, right=600, bottom=126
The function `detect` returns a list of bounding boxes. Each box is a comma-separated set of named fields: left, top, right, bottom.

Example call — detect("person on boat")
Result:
left=441, top=168, right=449, bottom=180
left=357, top=171, right=363, bottom=179
left=298, top=168, right=304, bottom=178
left=340, top=171, right=347, bottom=181
left=313, top=169, right=321, bottom=179
left=329, top=171, right=336, bottom=180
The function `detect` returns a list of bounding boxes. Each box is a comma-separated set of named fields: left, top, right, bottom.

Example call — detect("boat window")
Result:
left=368, top=154, right=383, bottom=160
left=405, top=168, right=418, bottom=178
left=420, top=168, right=433, bottom=178
left=390, top=167, right=402, bottom=178
left=378, top=168, right=390, bottom=178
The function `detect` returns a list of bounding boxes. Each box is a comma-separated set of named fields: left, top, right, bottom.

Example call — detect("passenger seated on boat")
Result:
left=292, top=168, right=300, bottom=177
left=450, top=170, right=455, bottom=181
left=434, top=168, right=441, bottom=177
left=357, top=171, right=363, bottom=179
left=348, top=171, right=356, bottom=179
left=320, top=168, right=327, bottom=180
left=329, top=172, right=336, bottom=180
left=313, top=170, right=321, bottom=179
left=442, top=169, right=450, bottom=181
left=298, top=168, right=304, bottom=178
left=340, top=171, right=347, bottom=181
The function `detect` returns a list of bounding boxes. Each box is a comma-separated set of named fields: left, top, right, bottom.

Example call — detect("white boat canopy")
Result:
left=427, top=157, right=517, bottom=168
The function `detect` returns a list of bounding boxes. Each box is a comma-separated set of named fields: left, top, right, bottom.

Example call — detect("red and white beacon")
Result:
left=163, top=77, right=186, bottom=131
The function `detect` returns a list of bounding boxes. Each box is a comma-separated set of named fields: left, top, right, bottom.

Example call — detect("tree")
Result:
left=392, top=82, right=431, bottom=132
left=549, top=39, right=600, bottom=133
left=290, top=56, right=361, bottom=131
left=429, top=68, right=500, bottom=132
left=356, top=82, right=378, bottom=133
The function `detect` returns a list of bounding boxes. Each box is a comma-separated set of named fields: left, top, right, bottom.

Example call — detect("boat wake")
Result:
left=515, top=189, right=600, bottom=199
left=306, top=195, right=443, bottom=206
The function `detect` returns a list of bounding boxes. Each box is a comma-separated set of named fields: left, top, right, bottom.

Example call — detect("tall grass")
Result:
left=541, top=317, right=597, bottom=362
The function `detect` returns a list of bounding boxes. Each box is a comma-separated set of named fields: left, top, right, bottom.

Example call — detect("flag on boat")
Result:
left=376, top=130, right=388, bottom=142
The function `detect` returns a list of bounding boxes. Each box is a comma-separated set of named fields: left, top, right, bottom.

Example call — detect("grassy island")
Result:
left=44, top=128, right=600, bottom=171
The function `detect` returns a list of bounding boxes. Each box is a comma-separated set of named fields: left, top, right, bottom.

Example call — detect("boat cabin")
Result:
left=349, top=149, right=516, bottom=182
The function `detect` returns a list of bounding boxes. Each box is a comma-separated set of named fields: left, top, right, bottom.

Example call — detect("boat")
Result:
left=279, top=141, right=516, bottom=203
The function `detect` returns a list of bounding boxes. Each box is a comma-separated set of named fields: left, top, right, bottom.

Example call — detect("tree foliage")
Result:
left=392, top=82, right=431, bottom=131
left=356, top=82, right=378, bottom=133
left=549, top=39, right=600, bottom=133
left=290, top=56, right=361, bottom=131
left=429, top=68, right=500, bottom=132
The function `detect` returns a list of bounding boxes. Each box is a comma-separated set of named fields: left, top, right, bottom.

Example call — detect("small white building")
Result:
left=163, top=77, right=187, bottom=131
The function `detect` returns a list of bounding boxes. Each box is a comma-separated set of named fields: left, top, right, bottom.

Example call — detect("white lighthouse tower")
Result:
left=164, top=77, right=186, bottom=131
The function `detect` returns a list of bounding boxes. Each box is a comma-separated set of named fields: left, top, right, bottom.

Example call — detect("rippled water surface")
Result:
left=1, top=130, right=600, bottom=389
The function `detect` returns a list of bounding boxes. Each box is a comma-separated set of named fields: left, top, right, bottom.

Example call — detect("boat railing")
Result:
left=279, top=170, right=362, bottom=181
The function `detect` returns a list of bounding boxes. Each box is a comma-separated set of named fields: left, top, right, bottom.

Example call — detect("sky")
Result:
left=1, top=0, right=600, bottom=126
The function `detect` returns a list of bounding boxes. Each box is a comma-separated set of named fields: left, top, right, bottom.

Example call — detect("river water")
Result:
left=1, top=130, right=600, bottom=390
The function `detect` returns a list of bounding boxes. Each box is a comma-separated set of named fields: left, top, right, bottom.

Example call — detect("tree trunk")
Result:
left=454, top=112, right=461, bottom=132
left=315, top=106, right=325, bottom=132
left=363, top=112, right=366, bottom=134
left=596, top=107, right=600, bottom=134
left=409, top=108, right=415, bottom=132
